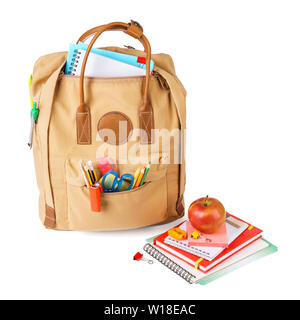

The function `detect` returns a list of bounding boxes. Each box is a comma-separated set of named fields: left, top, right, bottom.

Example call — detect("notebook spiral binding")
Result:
left=143, top=243, right=196, bottom=284
left=68, top=49, right=82, bottom=75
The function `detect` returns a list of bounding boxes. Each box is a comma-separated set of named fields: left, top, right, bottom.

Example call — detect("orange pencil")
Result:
left=134, top=166, right=145, bottom=188
left=131, top=166, right=141, bottom=189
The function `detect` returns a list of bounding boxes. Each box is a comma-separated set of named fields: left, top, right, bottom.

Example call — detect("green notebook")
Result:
left=144, top=237, right=277, bottom=285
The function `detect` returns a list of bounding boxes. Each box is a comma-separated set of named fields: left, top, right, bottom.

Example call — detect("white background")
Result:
left=0, top=0, right=299, bottom=300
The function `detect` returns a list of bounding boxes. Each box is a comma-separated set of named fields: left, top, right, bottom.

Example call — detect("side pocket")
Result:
left=65, top=159, right=168, bottom=230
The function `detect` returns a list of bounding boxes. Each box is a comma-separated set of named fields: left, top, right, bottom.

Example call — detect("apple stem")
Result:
left=204, top=195, right=209, bottom=207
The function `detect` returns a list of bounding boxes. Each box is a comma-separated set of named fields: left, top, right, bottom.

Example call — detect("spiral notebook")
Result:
left=65, top=42, right=154, bottom=75
left=67, top=48, right=149, bottom=78
left=143, top=238, right=277, bottom=284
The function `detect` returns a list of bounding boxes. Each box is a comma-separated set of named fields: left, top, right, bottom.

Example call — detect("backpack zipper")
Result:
left=59, top=69, right=169, bottom=90
left=153, top=71, right=169, bottom=90
left=58, top=70, right=65, bottom=80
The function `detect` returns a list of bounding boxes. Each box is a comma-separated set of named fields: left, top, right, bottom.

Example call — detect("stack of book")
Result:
left=143, top=213, right=277, bottom=284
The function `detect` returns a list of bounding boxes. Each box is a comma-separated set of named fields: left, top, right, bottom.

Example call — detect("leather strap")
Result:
left=38, top=59, right=67, bottom=228
left=153, top=67, right=186, bottom=176
left=76, top=21, right=154, bottom=144
left=154, top=66, right=187, bottom=212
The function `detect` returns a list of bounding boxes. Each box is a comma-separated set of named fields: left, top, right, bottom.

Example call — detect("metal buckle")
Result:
left=133, top=21, right=142, bottom=28
left=129, top=20, right=142, bottom=29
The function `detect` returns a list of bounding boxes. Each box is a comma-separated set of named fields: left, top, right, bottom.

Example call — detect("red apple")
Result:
left=188, top=196, right=226, bottom=234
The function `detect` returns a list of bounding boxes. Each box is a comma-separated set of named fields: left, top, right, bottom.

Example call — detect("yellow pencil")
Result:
left=134, top=166, right=145, bottom=188
left=132, top=166, right=141, bottom=189
left=88, top=160, right=98, bottom=182
left=84, top=165, right=93, bottom=185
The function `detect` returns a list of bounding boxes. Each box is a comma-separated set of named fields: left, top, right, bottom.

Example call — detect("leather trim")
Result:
left=44, top=204, right=56, bottom=229
left=76, top=109, right=91, bottom=144
left=176, top=195, right=185, bottom=216
left=97, top=111, right=133, bottom=145
left=139, top=106, right=154, bottom=144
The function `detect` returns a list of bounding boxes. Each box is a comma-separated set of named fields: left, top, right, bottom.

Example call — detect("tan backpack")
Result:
left=30, top=21, right=186, bottom=230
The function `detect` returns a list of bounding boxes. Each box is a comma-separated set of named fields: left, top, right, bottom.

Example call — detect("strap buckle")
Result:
left=132, top=20, right=142, bottom=29
left=126, top=20, right=143, bottom=39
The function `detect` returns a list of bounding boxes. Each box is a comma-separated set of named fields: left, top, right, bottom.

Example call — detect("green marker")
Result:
left=140, top=162, right=151, bottom=186
left=28, top=102, right=39, bottom=149
left=31, top=102, right=39, bottom=122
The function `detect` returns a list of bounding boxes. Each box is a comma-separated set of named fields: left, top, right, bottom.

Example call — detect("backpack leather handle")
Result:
left=77, top=20, right=145, bottom=44
left=76, top=21, right=154, bottom=145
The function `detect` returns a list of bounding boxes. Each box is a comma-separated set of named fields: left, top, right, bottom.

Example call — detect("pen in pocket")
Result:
left=134, top=166, right=145, bottom=189
left=84, top=165, right=94, bottom=185
left=88, top=160, right=98, bottom=182
left=139, top=162, right=151, bottom=186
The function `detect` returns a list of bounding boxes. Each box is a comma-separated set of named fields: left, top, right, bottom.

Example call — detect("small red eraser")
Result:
left=137, top=57, right=146, bottom=64
left=133, top=252, right=143, bottom=261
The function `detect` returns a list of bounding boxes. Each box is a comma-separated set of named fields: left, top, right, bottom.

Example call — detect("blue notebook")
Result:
left=65, top=42, right=154, bottom=75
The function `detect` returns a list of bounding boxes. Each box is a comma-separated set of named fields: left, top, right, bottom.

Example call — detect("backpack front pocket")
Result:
left=65, top=158, right=168, bottom=230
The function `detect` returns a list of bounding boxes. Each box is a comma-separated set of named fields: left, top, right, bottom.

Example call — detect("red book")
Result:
left=154, top=214, right=263, bottom=273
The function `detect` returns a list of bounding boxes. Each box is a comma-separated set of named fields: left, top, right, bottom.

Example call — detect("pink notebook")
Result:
left=187, top=221, right=229, bottom=248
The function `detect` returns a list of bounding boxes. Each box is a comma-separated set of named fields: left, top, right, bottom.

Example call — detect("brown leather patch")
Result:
left=139, top=109, right=154, bottom=144
left=176, top=195, right=185, bottom=216
left=97, top=111, right=133, bottom=145
left=45, top=204, right=56, bottom=229
left=76, top=110, right=91, bottom=144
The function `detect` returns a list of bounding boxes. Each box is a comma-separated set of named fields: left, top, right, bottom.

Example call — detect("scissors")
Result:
left=101, top=170, right=134, bottom=192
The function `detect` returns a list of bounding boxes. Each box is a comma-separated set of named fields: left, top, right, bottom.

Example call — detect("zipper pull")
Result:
left=58, top=70, right=64, bottom=80
left=153, top=71, right=169, bottom=90
left=28, top=102, right=39, bottom=149
left=124, top=45, right=136, bottom=50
